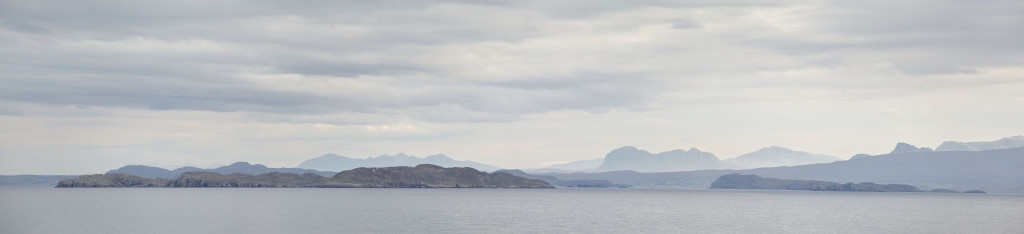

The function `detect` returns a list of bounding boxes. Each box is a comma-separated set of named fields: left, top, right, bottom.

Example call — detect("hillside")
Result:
left=297, top=153, right=502, bottom=172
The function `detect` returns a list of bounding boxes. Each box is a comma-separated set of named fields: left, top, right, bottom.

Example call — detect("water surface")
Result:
left=2, top=187, right=1021, bottom=233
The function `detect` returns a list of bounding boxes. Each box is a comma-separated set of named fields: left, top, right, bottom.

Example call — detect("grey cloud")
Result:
left=1, top=19, right=50, bottom=34
left=1, top=0, right=1022, bottom=124
left=0, top=74, right=323, bottom=114
left=760, top=0, right=1024, bottom=74
left=526, top=0, right=799, bottom=19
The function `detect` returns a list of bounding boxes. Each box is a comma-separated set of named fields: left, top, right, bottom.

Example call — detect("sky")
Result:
left=1, top=0, right=1023, bottom=174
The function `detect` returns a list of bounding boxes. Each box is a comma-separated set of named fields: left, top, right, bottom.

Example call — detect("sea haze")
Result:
left=1, top=188, right=1021, bottom=233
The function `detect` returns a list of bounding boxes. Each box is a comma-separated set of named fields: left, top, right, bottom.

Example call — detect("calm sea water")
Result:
left=1, top=187, right=1022, bottom=233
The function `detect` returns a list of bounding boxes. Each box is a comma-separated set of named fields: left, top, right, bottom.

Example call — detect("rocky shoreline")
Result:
left=56, top=164, right=554, bottom=188
left=709, top=174, right=982, bottom=193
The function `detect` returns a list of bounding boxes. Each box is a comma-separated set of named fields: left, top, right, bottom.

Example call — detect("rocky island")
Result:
left=709, top=174, right=922, bottom=192
left=56, top=164, right=554, bottom=188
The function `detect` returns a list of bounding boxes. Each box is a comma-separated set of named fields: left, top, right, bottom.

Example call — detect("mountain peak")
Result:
left=849, top=154, right=872, bottom=160
left=614, top=146, right=641, bottom=151
left=425, top=154, right=452, bottom=160
left=728, top=146, right=839, bottom=169
left=317, top=153, right=344, bottom=158
left=758, top=146, right=793, bottom=153
left=936, top=135, right=1024, bottom=151
left=225, top=162, right=269, bottom=169
left=890, top=142, right=933, bottom=154
left=597, top=146, right=734, bottom=172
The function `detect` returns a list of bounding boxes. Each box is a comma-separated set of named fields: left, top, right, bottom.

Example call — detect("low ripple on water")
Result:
left=1, top=187, right=1022, bottom=233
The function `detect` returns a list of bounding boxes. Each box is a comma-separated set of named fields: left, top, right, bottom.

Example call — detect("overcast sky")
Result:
left=2, top=0, right=1023, bottom=174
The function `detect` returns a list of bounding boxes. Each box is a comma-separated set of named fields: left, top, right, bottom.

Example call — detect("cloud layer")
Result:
left=2, top=0, right=1023, bottom=173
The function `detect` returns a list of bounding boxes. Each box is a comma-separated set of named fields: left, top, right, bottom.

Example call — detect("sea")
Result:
left=1, top=187, right=1022, bottom=233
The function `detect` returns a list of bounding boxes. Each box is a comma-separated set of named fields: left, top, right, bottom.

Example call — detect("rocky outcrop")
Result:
left=709, top=174, right=923, bottom=192
left=326, top=164, right=552, bottom=188
left=57, top=164, right=553, bottom=188
left=171, top=172, right=328, bottom=187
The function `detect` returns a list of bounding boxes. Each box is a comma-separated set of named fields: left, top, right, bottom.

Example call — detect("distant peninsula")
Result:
left=709, top=174, right=924, bottom=192
left=56, top=164, right=553, bottom=188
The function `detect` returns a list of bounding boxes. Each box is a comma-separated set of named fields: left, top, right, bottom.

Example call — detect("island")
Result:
left=709, top=173, right=922, bottom=192
left=56, top=164, right=554, bottom=188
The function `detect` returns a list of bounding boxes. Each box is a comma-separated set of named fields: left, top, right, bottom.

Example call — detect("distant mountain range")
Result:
left=538, top=147, right=1024, bottom=193
left=936, top=135, right=1024, bottom=151
left=296, top=153, right=501, bottom=172
left=596, top=146, right=735, bottom=172
left=531, top=145, right=839, bottom=173
left=11, top=135, right=1024, bottom=190
left=725, top=146, right=841, bottom=168
left=855, top=135, right=1024, bottom=160
left=107, top=162, right=336, bottom=178
left=540, top=158, right=604, bottom=172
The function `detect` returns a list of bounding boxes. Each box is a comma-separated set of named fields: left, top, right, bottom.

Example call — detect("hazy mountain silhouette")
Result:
left=595, top=146, right=736, bottom=172
left=107, top=162, right=335, bottom=178
left=296, top=153, right=501, bottom=172
left=890, top=142, right=933, bottom=154
left=543, top=147, right=1024, bottom=193
left=546, top=158, right=604, bottom=171
left=106, top=165, right=178, bottom=179
left=936, top=135, right=1024, bottom=151
left=849, top=154, right=873, bottom=160
left=725, top=146, right=840, bottom=168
